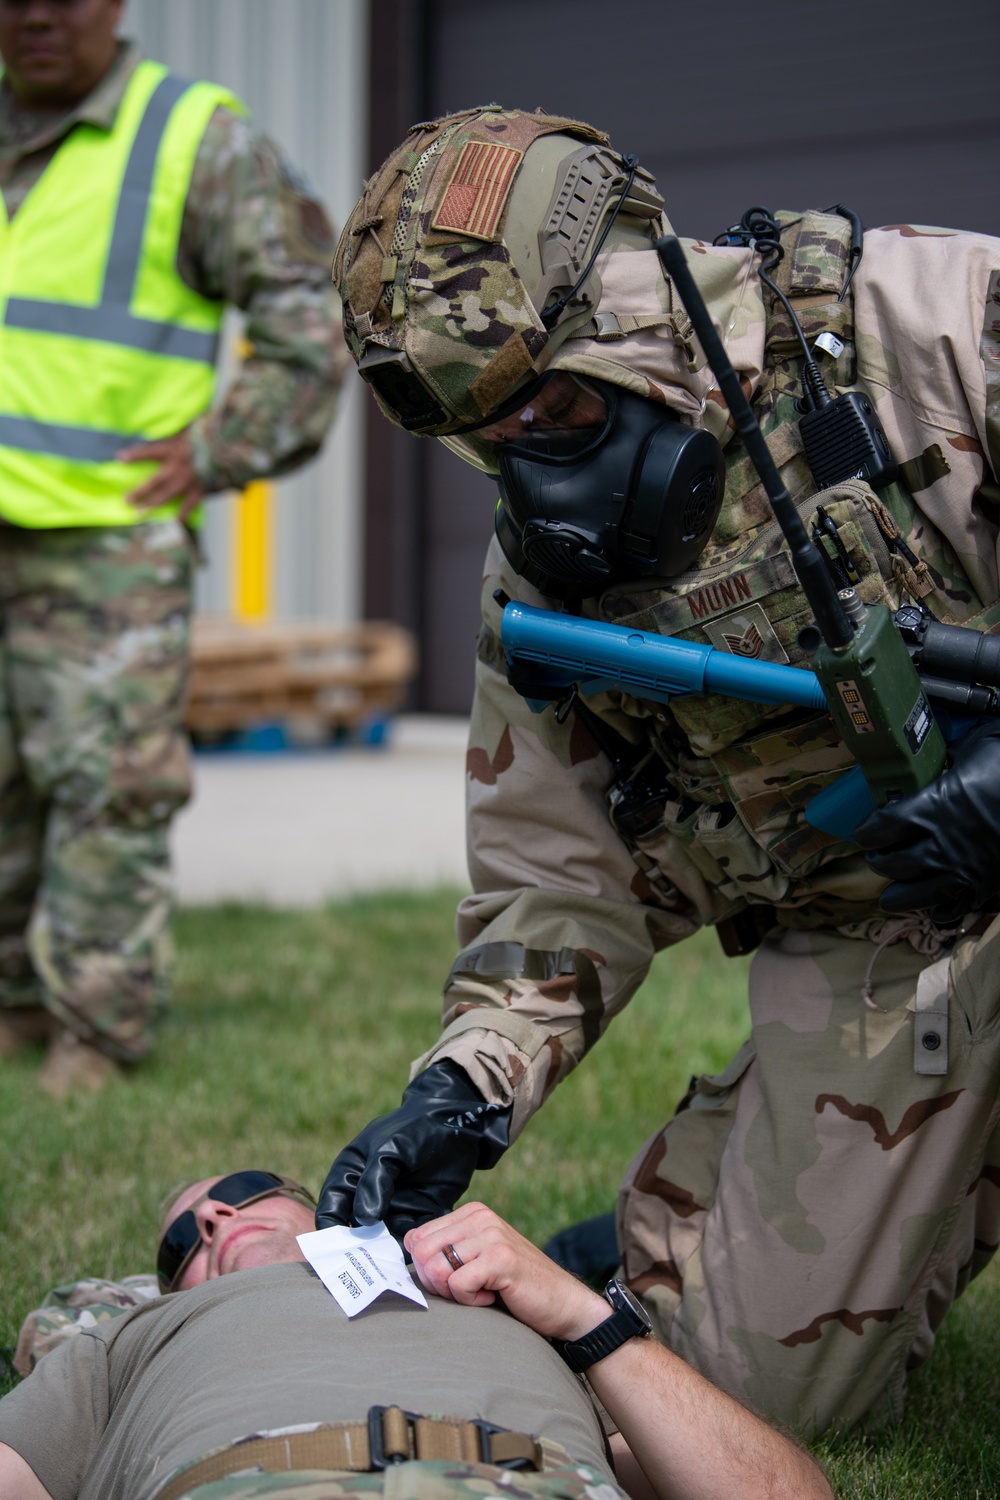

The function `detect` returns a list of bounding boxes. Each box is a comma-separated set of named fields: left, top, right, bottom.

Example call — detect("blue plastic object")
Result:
left=500, top=601, right=828, bottom=712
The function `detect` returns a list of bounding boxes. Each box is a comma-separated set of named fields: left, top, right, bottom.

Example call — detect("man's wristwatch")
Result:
left=551, top=1279, right=653, bottom=1373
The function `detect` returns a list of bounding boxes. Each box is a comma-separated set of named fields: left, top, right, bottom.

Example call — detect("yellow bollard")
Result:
left=232, top=478, right=273, bottom=622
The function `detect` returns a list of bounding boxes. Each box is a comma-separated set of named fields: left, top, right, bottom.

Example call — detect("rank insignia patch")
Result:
left=432, top=141, right=522, bottom=241
left=704, top=604, right=789, bottom=663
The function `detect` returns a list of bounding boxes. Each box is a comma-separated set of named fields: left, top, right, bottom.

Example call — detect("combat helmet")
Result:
left=335, top=105, right=667, bottom=443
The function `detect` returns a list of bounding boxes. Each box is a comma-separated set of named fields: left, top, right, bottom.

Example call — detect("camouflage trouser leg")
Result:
left=0, top=627, right=45, bottom=1006
left=617, top=920, right=1000, bottom=1435
left=0, top=521, right=194, bottom=1060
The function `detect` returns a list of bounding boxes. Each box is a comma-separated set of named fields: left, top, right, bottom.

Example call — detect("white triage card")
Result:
left=297, top=1221, right=428, bottom=1317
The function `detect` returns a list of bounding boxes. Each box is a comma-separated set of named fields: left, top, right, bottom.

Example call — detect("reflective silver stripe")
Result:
left=0, top=415, right=134, bottom=462
left=104, top=73, right=191, bottom=297
left=3, top=301, right=219, bottom=361
left=2, top=73, right=220, bottom=365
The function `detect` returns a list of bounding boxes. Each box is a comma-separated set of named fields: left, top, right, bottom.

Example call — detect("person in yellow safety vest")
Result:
left=0, top=0, right=346, bottom=1096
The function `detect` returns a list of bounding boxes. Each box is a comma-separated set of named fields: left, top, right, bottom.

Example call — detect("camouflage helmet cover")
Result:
left=334, top=104, right=665, bottom=436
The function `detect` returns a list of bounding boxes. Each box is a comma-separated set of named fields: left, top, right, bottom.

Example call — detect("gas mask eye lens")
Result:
left=443, top=373, right=608, bottom=474
left=477, top=373, right=608, bottom=445
left=522, top=374, right=607, bottom=435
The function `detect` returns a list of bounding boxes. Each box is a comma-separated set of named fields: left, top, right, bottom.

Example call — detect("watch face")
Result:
left=605, top=1279, right=652, bottom=1333
left=552, top=1278, right=653, bottom=1372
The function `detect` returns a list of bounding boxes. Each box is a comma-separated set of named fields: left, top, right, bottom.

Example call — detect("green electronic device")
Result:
left=810, top=596, right=945, bottom=802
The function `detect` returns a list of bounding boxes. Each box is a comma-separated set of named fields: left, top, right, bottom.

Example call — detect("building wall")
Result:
left=426, top=0, right=1000, bottom=242
left=124, top=0, right=368, bottom=627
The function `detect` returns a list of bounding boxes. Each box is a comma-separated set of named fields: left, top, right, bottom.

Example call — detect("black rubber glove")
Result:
left=854, top=720, right=1000, bottom=926
left=315, top=1059, right=513, bottom=1239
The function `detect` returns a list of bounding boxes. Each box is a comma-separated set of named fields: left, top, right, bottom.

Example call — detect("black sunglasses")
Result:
left=157, top=1170, right=316, bottom=1292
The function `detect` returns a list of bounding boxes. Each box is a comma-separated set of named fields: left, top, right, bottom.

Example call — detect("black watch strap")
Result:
left=551, top=1279, right=652, bottom=1374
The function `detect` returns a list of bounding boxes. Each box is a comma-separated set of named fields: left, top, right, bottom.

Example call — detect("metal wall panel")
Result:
left=124, top=0, right=368, bottom=626
left=425, top=0, right=1000, bottom=240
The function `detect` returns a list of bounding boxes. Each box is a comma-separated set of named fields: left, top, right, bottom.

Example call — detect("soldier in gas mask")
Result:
left=318, top=105, right=1000, bottom=1435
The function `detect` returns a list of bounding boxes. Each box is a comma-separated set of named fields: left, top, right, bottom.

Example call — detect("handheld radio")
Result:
left=655, top=236, right=946, bottom=814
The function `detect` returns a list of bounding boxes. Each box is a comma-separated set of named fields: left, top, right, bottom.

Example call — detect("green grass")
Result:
left=1, top=891, right=997, bottom=1495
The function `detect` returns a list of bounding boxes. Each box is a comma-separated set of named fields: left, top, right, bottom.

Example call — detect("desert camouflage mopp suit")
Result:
left=337, top=105, right=1000, bottom=1432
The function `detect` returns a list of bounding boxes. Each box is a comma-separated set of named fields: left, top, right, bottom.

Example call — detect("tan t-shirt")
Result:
left=0, top=1262, right=618, bottom=1500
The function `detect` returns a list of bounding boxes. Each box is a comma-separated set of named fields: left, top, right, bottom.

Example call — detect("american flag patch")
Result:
left=432, top=141, right=522, bottom=241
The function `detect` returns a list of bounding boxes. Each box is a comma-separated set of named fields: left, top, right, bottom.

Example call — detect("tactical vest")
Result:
left=588, top=210, right=1000, bottom=931
left=0, top=60, right=243, bottom=528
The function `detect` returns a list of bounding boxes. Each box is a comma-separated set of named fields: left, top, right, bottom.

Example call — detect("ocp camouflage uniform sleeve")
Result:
left=13, top=1275, right=161, bottom=1377
left=411, top=540, right=706, bottom=1141
left=177, top=106, right=349, bottom=491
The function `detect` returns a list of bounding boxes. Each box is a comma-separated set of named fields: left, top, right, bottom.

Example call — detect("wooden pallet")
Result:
left=185, top=617, right=418, bottom=738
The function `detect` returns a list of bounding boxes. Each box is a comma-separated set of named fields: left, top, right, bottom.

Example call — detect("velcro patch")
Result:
left=703, top=604, right=790, bottom=664
left=432, top=141, right=522, bottom=241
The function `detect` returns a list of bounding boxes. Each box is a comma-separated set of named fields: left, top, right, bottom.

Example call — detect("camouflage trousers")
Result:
left=0, top=521, right=194, bottom=1060
left=618, top=918, right=1000, bottom=1436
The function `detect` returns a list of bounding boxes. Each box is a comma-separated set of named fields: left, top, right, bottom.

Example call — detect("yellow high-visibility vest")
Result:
left=0, top=59, right=244, bottom=527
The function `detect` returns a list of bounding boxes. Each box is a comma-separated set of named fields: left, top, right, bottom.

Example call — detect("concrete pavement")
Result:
left=171, top=715, right=470, bottom=906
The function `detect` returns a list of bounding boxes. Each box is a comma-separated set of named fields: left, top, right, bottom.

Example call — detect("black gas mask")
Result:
left=490, top=378, right=725, bottom=601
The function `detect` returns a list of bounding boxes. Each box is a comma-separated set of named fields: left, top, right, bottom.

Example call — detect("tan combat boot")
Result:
left=36, top=1029, right=122, bottom=1100
left=0, top=1008, right=53, bottom=1057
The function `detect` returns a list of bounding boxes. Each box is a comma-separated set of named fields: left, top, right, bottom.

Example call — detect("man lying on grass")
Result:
left=0, top=1169, right=831, bottom=1500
